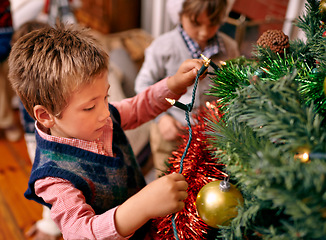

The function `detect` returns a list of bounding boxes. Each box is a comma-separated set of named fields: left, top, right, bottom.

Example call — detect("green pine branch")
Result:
left=206, top=59, right=255, bottom=109
left=203, top=1, right=326, bottom=238
left=295, top=0, right=321, bottom=40
left=206, top=74, right=326, bottom=239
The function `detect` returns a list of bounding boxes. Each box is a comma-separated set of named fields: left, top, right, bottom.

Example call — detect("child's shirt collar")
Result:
left=35, top=118, right=114, bottom=157
left=178, top=24, right=225, bottom=59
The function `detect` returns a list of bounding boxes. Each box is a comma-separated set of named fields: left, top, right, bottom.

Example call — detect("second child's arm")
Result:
left=158, top=114, right=183, bottom=141
left=115, top=173, right=188, bottom=237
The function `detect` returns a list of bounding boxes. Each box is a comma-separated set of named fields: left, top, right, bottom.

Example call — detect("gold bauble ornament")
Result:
left=196, top=180, right=244, bottom=228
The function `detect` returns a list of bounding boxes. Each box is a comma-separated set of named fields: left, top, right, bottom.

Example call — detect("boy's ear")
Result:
left=33, top=105, right=55, bottom=128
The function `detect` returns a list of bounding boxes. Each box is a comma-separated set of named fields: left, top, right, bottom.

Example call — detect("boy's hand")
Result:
left=167, top=59, right=205, bottom=95
left=140, top=173, right=188, bottom=218
left=114, top=173, right=188, bottom=237
left=158, top=115, right=183, bottom=141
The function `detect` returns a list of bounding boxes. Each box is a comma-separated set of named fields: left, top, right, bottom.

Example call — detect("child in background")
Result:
left=11, top=20, right=62, bottom=240
left=9, top=24, right=204, bottom=239
left=134, top=0, right=240, bottom=177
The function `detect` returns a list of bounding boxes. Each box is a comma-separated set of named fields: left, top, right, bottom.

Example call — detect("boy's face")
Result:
left=181, top=10, right=220, bottom=50
left=50, top=71, right=110, bottom=141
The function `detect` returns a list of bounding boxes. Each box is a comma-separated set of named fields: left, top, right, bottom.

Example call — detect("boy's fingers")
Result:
left=175, top=179, right=188, bottom=190
left=199, top=69, right=208, bottom=79
left=182, top=59, right=203, bottom=72
left=179, top=191, right=188, bottom=201
left=175, top=202, right=185, bottom=212
left=170, top=173, right=188, bottom=190
left=170, top=172, right=185, bottom=180
left=183, top=68, right=197, bottom=80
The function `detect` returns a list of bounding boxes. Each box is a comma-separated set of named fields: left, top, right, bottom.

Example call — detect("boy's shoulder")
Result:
left=144, top=28, right=185, bottom=57
left=151, top=27, right=182, bottom=46
left=217, top=31, right=240, bottom=58
left=218, top=31, right=237, bottom=45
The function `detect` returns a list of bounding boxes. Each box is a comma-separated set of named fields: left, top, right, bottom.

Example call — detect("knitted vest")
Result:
left=25, top=104, right=146, bottom=214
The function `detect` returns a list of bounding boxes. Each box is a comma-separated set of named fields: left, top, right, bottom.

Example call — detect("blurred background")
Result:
left=11, top=0, right=307, bottom=57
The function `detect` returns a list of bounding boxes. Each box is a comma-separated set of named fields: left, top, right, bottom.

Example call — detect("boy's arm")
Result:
left=115, top=173, right=188, bottom=237
left=134, top=42, right=166, bottom=94
left=35, top=178, right=127, bottom=239
left=112, top=59, right=203, bottom=130
left=112, top=77, right=179, bottom=130
left=35, top=174, right=187, bottom=239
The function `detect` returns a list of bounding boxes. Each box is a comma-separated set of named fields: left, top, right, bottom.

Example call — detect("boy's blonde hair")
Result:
left=8, top=24, right=109, bottom=119
left=180, top=0, right=227, bottom=25
left=11, top=20, right=50, bottom=45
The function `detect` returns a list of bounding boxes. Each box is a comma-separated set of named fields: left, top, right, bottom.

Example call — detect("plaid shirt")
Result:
left=178, top=24, right=225, bottom=59
left=36, top=118, right=114, bottom=157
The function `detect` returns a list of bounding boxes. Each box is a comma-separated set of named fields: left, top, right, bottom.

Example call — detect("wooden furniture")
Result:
left=75, top=0, right=141, bottom=34
left=225, top=0, right=289, bottom=55
left=232, top=0, right=289, bottom=34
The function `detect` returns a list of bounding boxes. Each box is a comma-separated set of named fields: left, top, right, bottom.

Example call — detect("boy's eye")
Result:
left=191, top=20, right=199, bottom=26
left=84, top=106, right=95, bottom=111
left=104, top=94, right=109, bottom=103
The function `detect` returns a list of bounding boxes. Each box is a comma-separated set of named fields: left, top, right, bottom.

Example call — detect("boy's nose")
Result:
left=99, top=105, right=110, bottom=121
left=198, top=29, right=209, bottom=40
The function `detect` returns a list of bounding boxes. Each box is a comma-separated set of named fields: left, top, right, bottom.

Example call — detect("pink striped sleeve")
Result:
left=35, top=177, right=130, bottom=240
left=111, top=77, right=181, bottom=130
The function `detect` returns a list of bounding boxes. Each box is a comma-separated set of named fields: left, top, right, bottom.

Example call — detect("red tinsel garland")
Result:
left=150, top=102, right=227, bottom=240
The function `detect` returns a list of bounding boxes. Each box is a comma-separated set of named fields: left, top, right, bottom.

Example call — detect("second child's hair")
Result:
left=8, top=24, right=109, bottom=119
left=180, top=0, right=227, bottom=25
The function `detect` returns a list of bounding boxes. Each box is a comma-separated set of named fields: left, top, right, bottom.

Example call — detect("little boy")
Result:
left=135, top=0, right=240, bottom=177
left=8, top=24, right=204, bottom=239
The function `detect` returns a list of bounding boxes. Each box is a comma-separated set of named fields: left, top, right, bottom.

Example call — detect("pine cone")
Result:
left=257, top=30, right=290, bottom=54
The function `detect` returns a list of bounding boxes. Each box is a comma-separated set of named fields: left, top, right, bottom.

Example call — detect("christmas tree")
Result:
left=152, top=0, right=326, bottom=239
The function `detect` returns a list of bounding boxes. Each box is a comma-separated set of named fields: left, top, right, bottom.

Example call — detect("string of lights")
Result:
left=166, top=54, right=218, bottom=240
